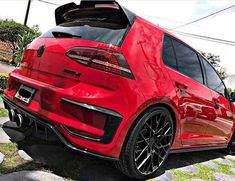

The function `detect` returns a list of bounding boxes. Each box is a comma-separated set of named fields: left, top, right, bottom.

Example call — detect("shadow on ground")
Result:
left=2, top=120, right=228, bottom=181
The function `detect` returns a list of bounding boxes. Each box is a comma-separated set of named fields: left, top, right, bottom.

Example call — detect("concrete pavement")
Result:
left=0, top=62, right=15, bottom=74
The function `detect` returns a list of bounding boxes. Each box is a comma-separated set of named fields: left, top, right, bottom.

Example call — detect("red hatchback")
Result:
left=3, top=0, right=235, bottom=179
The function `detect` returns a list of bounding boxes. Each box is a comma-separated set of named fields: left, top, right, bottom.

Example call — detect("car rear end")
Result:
left=3, top=1, right=145, bottom=159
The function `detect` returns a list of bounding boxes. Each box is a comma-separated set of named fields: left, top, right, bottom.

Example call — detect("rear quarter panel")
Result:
left=116, top=17, right=181, bottom=151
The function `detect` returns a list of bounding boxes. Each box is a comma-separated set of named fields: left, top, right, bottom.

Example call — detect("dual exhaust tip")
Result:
left=8, top=109, right=23, bottom=128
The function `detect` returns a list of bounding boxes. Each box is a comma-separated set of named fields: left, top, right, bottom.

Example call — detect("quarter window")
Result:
left=172, top=39, right=203, bottom=84
left=162, top=36, right=177, bottom=69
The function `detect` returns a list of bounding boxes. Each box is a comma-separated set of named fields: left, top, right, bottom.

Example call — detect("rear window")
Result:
left=41, top=8, right=134, bottom=46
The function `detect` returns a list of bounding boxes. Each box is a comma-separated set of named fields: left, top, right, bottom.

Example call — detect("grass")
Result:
left=1, top=140, right=235, bottom=180
left=0, top=94, right=8, bottom=117
left=0, top=143, right=43, bottom=176
left=170, top=160, right=235, bottom=181
left=0, top=109, right=8, bottom=117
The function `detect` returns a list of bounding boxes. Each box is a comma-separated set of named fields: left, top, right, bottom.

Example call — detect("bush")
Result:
left=0, top=73, right=8, bottom=93
left=15, top=25, right=41, bottom=66
left=0, top=20, right=41, bottom=65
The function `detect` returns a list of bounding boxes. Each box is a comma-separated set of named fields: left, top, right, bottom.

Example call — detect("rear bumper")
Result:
left=3, top=97, right=118, bottom=161
left=4, top=68, right=146, bottom=158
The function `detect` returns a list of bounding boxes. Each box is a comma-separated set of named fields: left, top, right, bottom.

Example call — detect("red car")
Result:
left=3, top=0, right=235, bottom=179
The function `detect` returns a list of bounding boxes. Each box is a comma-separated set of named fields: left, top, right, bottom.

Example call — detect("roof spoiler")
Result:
left=55, top=0, right=135, bottom=25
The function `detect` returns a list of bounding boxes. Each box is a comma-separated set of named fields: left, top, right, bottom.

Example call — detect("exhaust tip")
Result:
left=15, top=114, right=23, bottom=128
left=9, top=109, right=16, bottom=122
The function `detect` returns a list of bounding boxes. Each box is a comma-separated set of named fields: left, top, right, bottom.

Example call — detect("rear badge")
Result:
left=64, top=69, right=81, bottom=77
left=37, top=45, right=45, bottom=57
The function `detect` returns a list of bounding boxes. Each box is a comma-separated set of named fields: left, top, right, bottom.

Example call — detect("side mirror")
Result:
left=230, top=92, right=235, bottom=102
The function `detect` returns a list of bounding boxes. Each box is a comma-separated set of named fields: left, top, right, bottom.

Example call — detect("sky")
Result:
left=0, top=0, right=235, bottom=76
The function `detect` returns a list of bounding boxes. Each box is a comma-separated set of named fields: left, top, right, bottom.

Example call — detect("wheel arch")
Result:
left=119, top=99, right=179, bottom=158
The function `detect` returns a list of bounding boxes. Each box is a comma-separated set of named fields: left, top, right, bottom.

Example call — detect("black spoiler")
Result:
left=55, top=0, right=135, bottom=25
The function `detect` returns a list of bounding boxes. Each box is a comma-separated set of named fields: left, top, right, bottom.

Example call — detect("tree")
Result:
left=15, top=25, right=41, bottom=66
left=200, top=52, right=228, bottom=80
left=0, top=20, right=29, bottom=59
left=0, top=19, right=41, bottom=64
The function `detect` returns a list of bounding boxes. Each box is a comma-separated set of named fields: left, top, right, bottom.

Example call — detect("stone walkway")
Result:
left=0, top=171, right=64, bottom=181
left=0, top=152, right=4, bottom=164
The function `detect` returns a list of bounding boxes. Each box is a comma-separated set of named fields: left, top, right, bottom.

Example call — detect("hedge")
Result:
left=0, top=73, right=8, bottom=93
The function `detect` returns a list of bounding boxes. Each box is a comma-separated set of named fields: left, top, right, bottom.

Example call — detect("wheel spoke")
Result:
left=155, top=114, right=162, bottom=132
left=136, top=138, right=150, bottom=145
left=146, top=122, right=155, bottom=136
left=157, top=119, right=169, bottom=136
left=160, top=128, right=172, bottom=141
left=158, top=143, right=171, bottom=148
left=137, top=153, right=151, bottom=170
left=135, top=145, right=149, bottom=161
left=140, top=132, right=150, bottom=145
left=154, top=149, right=165, bottom=160
left=151, top=152, right=154, bottom=172
left=146, top=151, right=154, bottom=173
left=157, top=147, right=160, bottom=167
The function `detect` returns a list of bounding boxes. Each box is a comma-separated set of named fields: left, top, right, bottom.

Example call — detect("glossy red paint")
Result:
left=3, top=7, right=235, bottom=160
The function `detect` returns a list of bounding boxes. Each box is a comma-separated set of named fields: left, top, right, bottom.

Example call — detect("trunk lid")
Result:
left=19, top=0, right=136, bottom=87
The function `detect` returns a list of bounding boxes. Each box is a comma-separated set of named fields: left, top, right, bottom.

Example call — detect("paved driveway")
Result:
left=0, top=62, right=15, bottom=74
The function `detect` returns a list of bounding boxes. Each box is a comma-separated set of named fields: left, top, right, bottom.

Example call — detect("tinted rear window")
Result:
left=41, top=8, right=133, bottom=46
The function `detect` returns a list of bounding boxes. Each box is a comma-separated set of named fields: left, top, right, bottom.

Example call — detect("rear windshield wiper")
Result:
left=51, top=31, right=82, bottom=38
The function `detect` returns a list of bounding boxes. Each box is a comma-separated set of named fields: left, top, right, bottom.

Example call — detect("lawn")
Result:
left=0, top=143, right=42, bottom=176
left=0, top=109, right=8, bottom=117
left=1, top=141, right=235, bottom=181
left=171, top=161, right=235, bottom=181
left=0, top=93, right=8, bottom=117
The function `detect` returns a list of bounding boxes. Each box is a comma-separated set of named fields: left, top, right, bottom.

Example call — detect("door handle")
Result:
left=175, top=82, right=188, bottom=90
left=213, top=98, right=219, bottom=109
left=175, top=82, right=188, bottom=95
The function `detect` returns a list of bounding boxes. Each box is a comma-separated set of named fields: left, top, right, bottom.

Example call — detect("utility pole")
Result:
left=24, top=0, right=32, bottom=26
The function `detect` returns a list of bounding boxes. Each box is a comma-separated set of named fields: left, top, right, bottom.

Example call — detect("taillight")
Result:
left=66, top=47, right=135, bottom=79
left=21, top=49, right=34, bottom=63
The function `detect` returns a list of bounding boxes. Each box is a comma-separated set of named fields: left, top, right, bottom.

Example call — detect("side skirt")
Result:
left=170, top=145, right=227, bottom=154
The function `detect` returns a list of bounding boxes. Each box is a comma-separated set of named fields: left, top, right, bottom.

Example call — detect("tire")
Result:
left=115, top=106, right=174, bottom=180
left=224, top=133, right=235, bottom=155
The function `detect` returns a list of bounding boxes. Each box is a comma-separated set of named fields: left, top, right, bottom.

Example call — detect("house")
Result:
left=0, top=41, right=13, bottom=63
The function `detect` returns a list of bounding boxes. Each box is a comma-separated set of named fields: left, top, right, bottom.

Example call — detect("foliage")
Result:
left=200, top=52, right=228, bottom=80
left=0, top=143, right=42, bottom=176
left=0, top=73, right=8, bottom=94
left=0, top=19, right=30, bottom=44
left=172, top=160, right=235, bottom=181
left=15, top=25, right=41, bottom=66
left=0, top=19, right=41, bottom=65
left=0, top=108, right=8, bottom=117
left=227, top=87, right=233, bottom=97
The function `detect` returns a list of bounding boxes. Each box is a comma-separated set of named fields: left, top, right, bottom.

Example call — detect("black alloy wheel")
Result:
left=116, top=106, right=174, bottom=180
